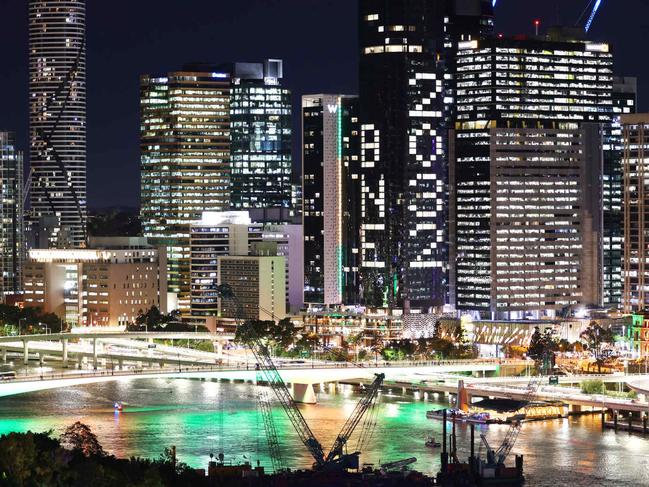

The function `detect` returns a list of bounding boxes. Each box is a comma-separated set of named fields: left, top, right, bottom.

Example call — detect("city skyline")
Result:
left=0, top=0, right=647, bottom=210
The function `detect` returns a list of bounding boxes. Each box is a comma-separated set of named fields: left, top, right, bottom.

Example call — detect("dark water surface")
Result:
left=0, top=378, right=648, bottom=486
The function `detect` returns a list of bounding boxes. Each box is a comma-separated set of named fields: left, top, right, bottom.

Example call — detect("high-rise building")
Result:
left=228, top=60, right=292, bottom=212
left=302, top=94, right=360, bottom=305
left=450, top=31, right=613, bottom=318
left=140, top=66, right=231, bottom=311
left=358, top=0, right=493, bottom=313
left=29, top=0, right=87, bottom=247
left=0, top=132, right=24, bottom=299
left=603, top=77, right=637, bottom=308
left=622, top=114, right=649, bottom=313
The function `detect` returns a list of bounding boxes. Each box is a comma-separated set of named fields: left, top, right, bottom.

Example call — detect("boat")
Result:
left=427, top=408, right=502, bottom=425
left=114, top=402, right=123, bottom=412
left=425, top=435, right=441, bottom=448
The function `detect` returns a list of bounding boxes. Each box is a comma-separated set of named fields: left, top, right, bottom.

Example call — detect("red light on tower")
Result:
left=534, top=19, right=540, bottom=36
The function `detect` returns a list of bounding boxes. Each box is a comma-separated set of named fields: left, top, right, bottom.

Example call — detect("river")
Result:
left=0, top=378, right=647, bottom=486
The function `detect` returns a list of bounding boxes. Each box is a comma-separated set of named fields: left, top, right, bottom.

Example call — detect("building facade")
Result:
left=228, top=60, right=292, bottom=212
left=622, top=114, right=649, bottom=313
left=602, top=77, right=637, bottom=308
left=217, top=255, right=286, bottom=321
left=451, top=32, right=613, bottom=318
left=140, top=66, right=231, bottom=311
left=29, top=0, right=87, bottom=247
left=302, top=94, right=360, bottom=305
left=358, top=0, right=493, bottom=313
left=23, top=237, right=167, bottom=326
left=189, top=211, right=302, bottom=318
left=0, top=132, right=24, bottom=299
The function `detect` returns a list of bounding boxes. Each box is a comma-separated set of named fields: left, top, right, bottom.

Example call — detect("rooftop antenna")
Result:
left=534, top=18, right=540, bottom=36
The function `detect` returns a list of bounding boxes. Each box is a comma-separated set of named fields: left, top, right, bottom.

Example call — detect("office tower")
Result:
left=24, top=237, right=166, bottom=326
left=140, top=66, right=231, bottom=311
left=358, top=0, right=493, bottom=313
left=0, top=132, right=24, bottom=298
left=228, top=60, right=292, bottom=212
left=29, top=0, right=87, bottom=247
left=603, top=77, right=637, bottom=307
left=451, top=30, right=613, bottom=318
left=622, top=114, right=649, bottom=313
left=302, top=94, right=360, bottom=305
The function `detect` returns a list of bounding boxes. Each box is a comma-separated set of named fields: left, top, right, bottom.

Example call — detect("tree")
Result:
left=580, top=321, right=617, bottom=373
left=60, top=422, right=105, bottom=457
left=527, top=327, right=558, bottom=374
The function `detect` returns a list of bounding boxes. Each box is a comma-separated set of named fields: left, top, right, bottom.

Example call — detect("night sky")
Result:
left=0, top=0, right=647, bottom=209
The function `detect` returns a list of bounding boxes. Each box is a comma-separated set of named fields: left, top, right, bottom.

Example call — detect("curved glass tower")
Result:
left=29, top=0, right=87, bottom=247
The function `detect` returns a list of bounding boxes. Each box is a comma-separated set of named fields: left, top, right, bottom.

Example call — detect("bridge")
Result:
left=0, top=331, right=233, bottom=369
left=0, top=359, right=515, bottom=399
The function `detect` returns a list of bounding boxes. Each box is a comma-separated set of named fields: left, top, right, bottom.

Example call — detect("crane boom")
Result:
left=217, top=283, right=385, bottom=471
left=257, top=372, right=285, bottom=472
left=246, top=330, right=327, bottom=466
left=325, top=373, right=384, bottom=464
left=584, top=0, right=603, bottom=32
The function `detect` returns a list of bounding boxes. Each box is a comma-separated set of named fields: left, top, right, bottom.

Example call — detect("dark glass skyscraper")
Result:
left=228, top=60, right=292, bottom=213
left=603, top=77, right=637, bottom=308
left=0, top=132, right=24, bottom=299
left=358, top=0, right=493, bottom=312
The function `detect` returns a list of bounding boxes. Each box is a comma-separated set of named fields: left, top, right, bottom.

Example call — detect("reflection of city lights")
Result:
left=384, top=403, right=399, bottom=418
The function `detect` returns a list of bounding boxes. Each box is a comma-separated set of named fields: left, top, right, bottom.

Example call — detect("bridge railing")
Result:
left=0, top=357, right=530, bottom=384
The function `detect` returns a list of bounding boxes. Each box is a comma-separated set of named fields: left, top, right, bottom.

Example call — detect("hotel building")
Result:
left=302, top=94, right=360, bottom=305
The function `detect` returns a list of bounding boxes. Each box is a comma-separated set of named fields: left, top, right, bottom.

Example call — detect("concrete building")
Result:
left=622, top=114, right=649, bottom=313
left=302, top=94, right=360, bottom=306
left=29, top=0, right=87, bottom=247
left=451, top=30, right=612, bottom=318
left=0, top=132, right=24, bottom=299
left=23, top=237, right=167, bottom=326
left=217, top=255, right=286, bottom=321
left=189, top=211, right=302, bottom=319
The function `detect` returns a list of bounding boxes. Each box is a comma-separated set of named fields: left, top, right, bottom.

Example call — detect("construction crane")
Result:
left=216, top=284, right=384, bottom=471
left=479, top=373, right=544, bottom=465
left=256, top=371, right=285, bottom=472
left=577, top=0, right=605, bottom=32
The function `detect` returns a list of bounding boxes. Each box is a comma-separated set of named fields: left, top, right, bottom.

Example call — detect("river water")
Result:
left=0, top=378, right=648, bottom=486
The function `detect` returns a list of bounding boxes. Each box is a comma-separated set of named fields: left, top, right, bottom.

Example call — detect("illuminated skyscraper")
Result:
left=602, top=77, right=637, bottom=307
left=451, top=30, right=613, bottom=317
left=228, top=60, right=292, bottom=213
left=358, top=0, right=493, bottom=312
left=29, top=0, right=87, bottom=247
left=622, top=114, right=649, bottom=313
left=302, top=94, right=360, bottom=305
left=0, top=132, right=24, bottom=299
left=140, top=66, right=231, bottom=311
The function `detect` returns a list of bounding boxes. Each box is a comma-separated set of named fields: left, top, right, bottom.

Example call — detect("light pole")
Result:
left=18, top=318, right=26, bottom=336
